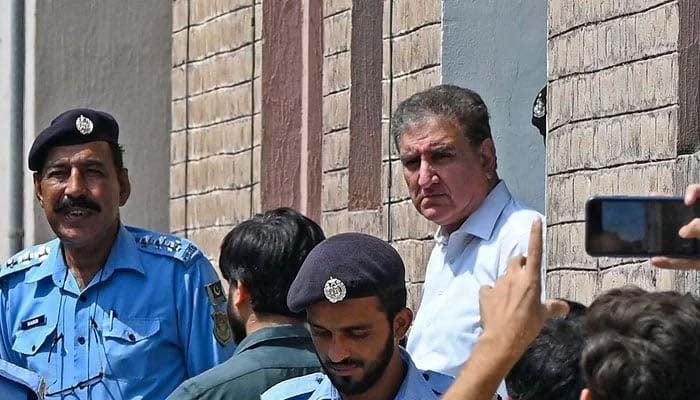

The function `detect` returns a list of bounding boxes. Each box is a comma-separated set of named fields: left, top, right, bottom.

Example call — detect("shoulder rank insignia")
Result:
left=212, top=311, right=233, bottom=346
left=1, top=245, right=51, bottom=279
left=133, top=229, right=201, bottom=264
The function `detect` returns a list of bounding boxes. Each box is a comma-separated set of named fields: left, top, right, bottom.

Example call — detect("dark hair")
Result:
left=581, top=286, right=700, bottom=400
left=110, top=142, right=125, bottom=170
left=219, top=207, right=325, bottom=319
left=506, top=300, right=587, bottom=400
left=390, top=84, right=491, bottom=148
left=376, top=285, right=408, bottom=322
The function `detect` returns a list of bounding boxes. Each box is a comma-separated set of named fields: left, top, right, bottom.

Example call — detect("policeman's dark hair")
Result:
left=581, top=286, right=700, bottom=400
left=376, top=285, right=408, bottom=323
left=506, top=300, right=587, bottom=400
left=110, top=142, right=125, bottom=171
left=219, top=207, right=325, bottom=319
left=390, top=84, right=492, bottom=148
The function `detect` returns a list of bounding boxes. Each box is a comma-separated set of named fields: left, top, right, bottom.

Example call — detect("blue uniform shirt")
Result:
left=0, top=358, right=46, bottom=399
left=0, top=225, right=235, bottom=399
left=261, top=348, right=453, bottom=400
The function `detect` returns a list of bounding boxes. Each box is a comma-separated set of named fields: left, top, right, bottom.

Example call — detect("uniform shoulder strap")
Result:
left=128, top=226, right=203, bottom=265
left=0, top=244, right=51, bottom=280
left=261, top=372, right=326, bottom=400
left=423, top=370, right=455, bottom=396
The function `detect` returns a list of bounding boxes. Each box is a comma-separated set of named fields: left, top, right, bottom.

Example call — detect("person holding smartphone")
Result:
left=651, top=183, right=700, bottom=270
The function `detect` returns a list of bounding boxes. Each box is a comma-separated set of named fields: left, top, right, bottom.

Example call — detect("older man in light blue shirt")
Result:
left=392, top=85, right=543, bottom=391
left=0, top=108, right=234, bottom=399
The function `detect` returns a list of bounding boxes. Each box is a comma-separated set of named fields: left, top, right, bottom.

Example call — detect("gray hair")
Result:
left=390, top=84, right=492, bottom=148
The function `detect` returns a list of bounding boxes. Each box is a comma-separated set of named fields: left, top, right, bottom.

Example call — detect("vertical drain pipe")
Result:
left=9, top=0, right=25, bottom=254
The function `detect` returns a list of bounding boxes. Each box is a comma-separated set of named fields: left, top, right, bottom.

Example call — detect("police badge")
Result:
left=323, top=276, right=347, bottom=303
left=75, top=114, right=94, bottom=135
left=211, top=311, right=233, bottom=346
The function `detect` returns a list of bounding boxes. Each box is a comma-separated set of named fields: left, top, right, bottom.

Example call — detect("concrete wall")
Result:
left=442, top=0, right=547, bottom=212
left=0, top=6, right=12, bottom=260
left=30, top=0, right=172, bottom=244
left=546, top=0, right=700, bottom=303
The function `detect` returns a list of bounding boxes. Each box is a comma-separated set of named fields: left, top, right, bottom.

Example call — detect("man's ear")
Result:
left=393, top=308, right=413, bottom=340
left=580, top=388, right=593, bottom=400
left=233, top=280, right=251, bottom=308
left=478, top=138, right=497, bottom=174
left=118, top=168, right=131, bottom=206
left=33, top=173, right=45, bottom=208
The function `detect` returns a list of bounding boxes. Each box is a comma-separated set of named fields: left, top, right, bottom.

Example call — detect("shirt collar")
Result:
left=310, top=348, right=433, bottom=400
left=25, top=224, right=145, bottom=285
left=234, top=324, right=311, bottom=356
left=435, top=181, right=512, bottom=244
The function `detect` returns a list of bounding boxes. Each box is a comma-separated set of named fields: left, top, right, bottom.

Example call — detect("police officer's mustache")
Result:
left=54, top=196, right=101, bottom=213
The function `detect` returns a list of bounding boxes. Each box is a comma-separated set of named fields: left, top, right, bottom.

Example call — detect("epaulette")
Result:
left=261, top=372, right=325, bottom=400
left=423, top=370, right=454, bottom=396
left=128, top=227, right=202, bottom=264
left=0, top=244, right=51, bottom=280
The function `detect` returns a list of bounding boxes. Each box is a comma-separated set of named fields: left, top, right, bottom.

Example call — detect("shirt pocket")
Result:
left=11, top=322, right=59, bottom=385
left=101, top=317, right=161, bottom=381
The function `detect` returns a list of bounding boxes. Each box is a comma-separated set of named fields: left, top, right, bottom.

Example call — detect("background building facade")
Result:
left=1, top=0, right=696, bottom=307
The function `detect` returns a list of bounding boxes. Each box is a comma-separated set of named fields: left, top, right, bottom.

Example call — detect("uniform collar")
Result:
left=395, top=348, right=441, bottom=398
left=435, top=181, right=512, bottom=244
left=234, top=324, right=311, bottom=356
left=310, top=348, right=434, bottom=400
left=25, top=224, right=145, bottom=285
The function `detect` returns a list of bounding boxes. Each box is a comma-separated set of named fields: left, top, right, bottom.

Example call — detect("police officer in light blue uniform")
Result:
left=0, top=358, right=47, bottom=399
left=261, top=233, right=454, bottom=400
left=0, top=108, right=235, bottom=399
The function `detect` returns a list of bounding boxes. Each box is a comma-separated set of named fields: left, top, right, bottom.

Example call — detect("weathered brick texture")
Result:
left=170, top=0, right=259, bottom=278
left=170, top=0, right=443, bottom=307
left=547, top=0, right=699, bottom=303
left=322, top=0, right=442, bottom=310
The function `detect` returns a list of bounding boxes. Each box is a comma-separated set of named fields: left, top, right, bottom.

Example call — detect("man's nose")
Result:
left=327, top=336, right=351, bottom=363
left=417, top=160, right=436, bottom=188
left=64, top=169, right=88, bottom=197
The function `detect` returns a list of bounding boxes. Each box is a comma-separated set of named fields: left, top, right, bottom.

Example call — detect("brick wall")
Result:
left=321, top=0, right=442, bottom=312
left=170, top=0, right=262, bottom=266
left=547, top=0, right=700, bottom=303
left=170, top=0, right=442, bottom=309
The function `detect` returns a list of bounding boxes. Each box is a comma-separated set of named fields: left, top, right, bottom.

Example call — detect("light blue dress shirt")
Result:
left=261, top=348, right=453, bottom=400
left=0, top=225, right=235, bottom=399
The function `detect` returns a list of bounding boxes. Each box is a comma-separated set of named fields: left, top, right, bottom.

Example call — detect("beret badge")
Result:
left=75, top=114, right=94, bottom=135
left=323, top=276, right=347, bottom=303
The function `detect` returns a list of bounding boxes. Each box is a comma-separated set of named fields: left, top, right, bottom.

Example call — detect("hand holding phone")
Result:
left=651, top=184, right=700, bottom=269
left=585, top=190, right=700, bottom=258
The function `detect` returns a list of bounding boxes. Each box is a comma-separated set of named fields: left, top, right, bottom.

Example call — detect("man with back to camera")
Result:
left=505, top=300, right=586, bottom=400
left=168, top=207, right=324, bottom=400
left=391, top=84, right=544, bottom=378
left=261, top=232, right=454, bottom=400
left=579, top=286, right=700, bottom=400
left=0, top=108, right=234, bottom=399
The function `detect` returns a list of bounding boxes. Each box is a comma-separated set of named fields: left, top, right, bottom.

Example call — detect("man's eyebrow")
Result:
left=309, top=322, right=372, bottom=331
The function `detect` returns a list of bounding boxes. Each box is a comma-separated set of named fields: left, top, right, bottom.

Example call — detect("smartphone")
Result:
left=585, top=196, right=700, bottom=257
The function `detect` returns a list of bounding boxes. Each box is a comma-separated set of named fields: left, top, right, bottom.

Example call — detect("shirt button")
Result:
left=78, top=336, right=86, bottom=345
left=128, top=333, right=136, bottom=342
left=79, top=295, right=87, bottom=302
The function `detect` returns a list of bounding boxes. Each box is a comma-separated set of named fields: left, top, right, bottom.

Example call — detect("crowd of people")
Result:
left=0, top=84, right=698, bottom=400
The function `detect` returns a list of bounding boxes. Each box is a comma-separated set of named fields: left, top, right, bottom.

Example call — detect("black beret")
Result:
left=29, top=108, right=119, bottom=171
left=287, top=232, right=406, bottom=313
